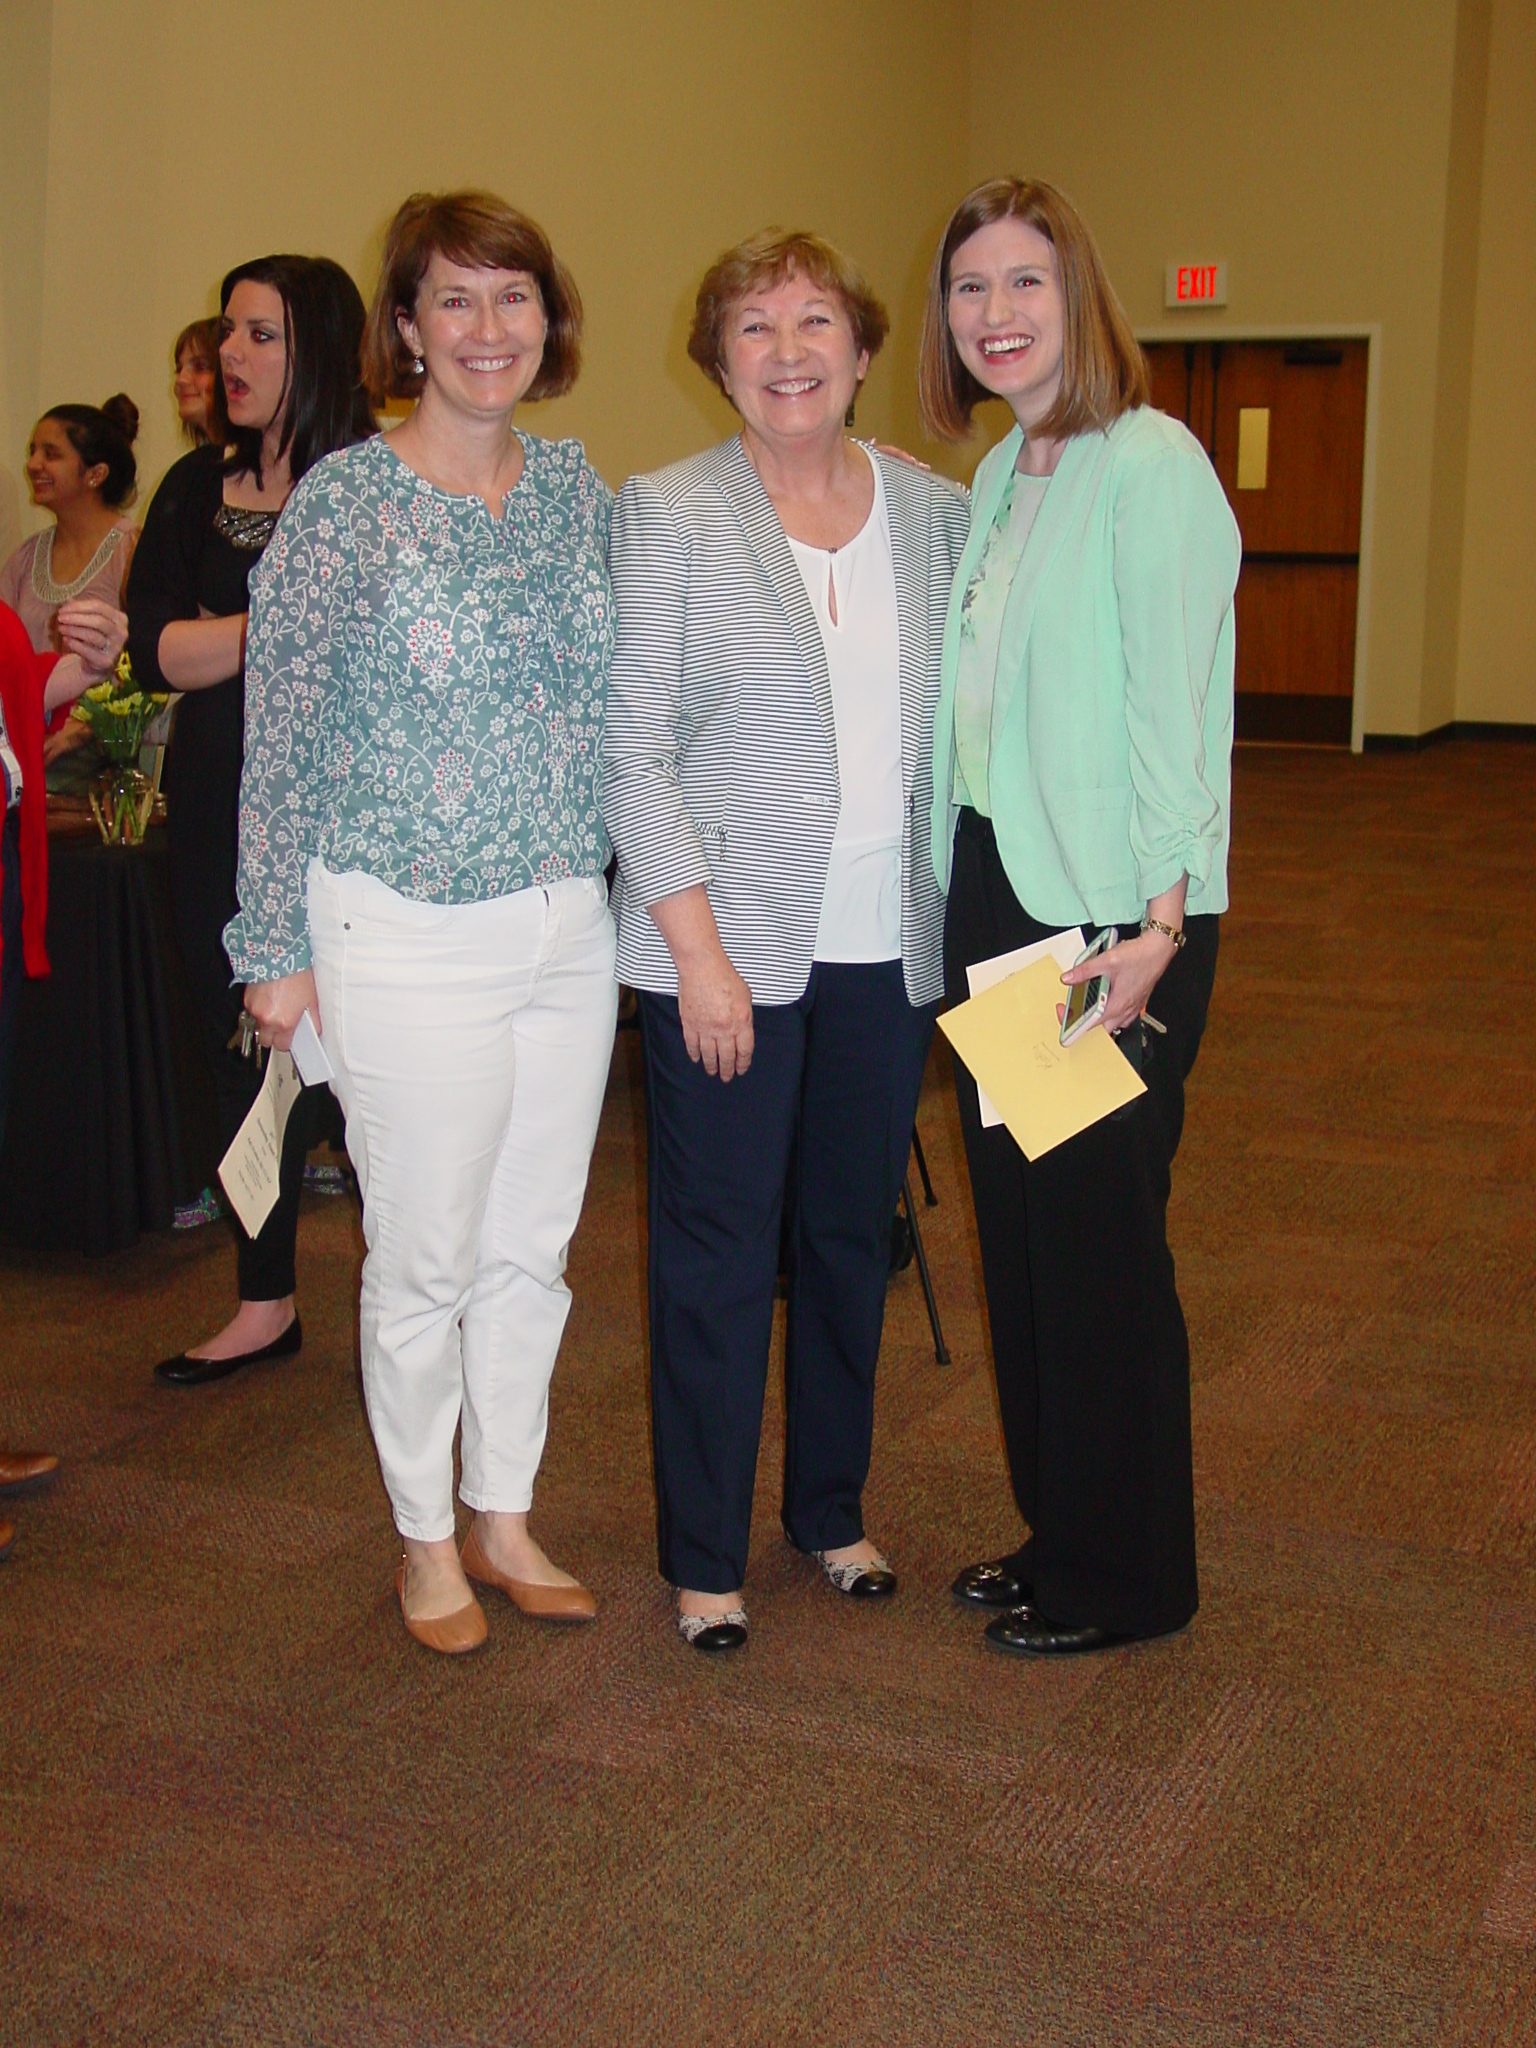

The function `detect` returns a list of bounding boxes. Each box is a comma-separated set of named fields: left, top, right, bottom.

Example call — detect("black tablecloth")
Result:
left=0, top=825, right=219, bottom=1255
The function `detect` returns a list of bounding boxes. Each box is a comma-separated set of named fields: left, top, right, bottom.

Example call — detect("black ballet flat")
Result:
left=816, top=1551, right=898, bottom=1599
left=154, top=1315, right=303, bottom=1387
left=983, top=1608, right=1124, bottom=1659
left=677, top=1607, right=748, bottom=1654
left=951, top=1554, right=1035, bottom=1610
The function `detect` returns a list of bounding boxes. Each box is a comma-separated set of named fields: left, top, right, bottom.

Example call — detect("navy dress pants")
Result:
left=943, top=809, right=1217, bottom=1641
left=639, top=960, right=935, bottom=1594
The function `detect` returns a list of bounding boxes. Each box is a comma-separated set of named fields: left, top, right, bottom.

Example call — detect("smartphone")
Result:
left=1059, top=927, right=1118, bottom=1046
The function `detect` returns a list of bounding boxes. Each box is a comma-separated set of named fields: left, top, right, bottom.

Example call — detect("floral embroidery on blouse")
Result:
left=224, top=431, right=614, bottom=979
left=958, top=472, right=1018, bottom=645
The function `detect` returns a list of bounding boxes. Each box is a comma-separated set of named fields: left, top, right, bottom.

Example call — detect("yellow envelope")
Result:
left=937, top=954, right=1146, bottom=1160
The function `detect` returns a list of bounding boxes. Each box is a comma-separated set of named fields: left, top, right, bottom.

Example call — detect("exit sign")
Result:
left=1165, top=261, right=1228, bottom=308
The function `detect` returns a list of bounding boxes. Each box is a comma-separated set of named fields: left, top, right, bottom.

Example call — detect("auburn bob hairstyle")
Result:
left=362, top=190, right=583, bottom=404
left=919, top=178, right=1148, bottom=443
left=688, top=228, right=889, bottom=399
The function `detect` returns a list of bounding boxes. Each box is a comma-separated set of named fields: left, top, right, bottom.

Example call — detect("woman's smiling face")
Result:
left=175, top=344, right=217, bottom=430
left=25, top=417, right=98, bottom=511
left=946, top=217, right=1065, bottom=431
left=397, top=255, right=549, bottom=419
left=718, top=271, right=868, bottom=451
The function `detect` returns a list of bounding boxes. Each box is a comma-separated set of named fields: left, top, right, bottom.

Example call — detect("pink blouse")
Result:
left=0, top=521, right=135, bottom=655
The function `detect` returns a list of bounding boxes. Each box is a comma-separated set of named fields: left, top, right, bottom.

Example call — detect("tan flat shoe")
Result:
left=461, top=1525, right=596, bottom=1623
left=0, top=1450, right=59, bottom=1495
left=394, top=1561, right=488, bottom=1656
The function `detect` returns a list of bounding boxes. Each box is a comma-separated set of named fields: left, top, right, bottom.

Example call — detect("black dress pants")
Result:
left=640, top=960, right=935, bottom=1593
left=166, top=758, right=319, bottom=1301
left=943, top=809, right=1217, bottom=1640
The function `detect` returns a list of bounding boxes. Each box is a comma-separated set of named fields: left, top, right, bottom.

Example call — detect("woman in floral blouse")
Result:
left=227, top=193, right=617, bottom=1657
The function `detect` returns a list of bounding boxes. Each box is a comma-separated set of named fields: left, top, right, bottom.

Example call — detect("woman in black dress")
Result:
left=128, top=255, right=374, bottom=1384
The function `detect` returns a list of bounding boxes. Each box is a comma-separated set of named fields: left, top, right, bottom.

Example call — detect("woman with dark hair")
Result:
left=0, top=396, right=139, bottom=787
left=172, top=318, right=227, bottom=447
left=921, top=179, right=1240, bottom=1658
left=230, top=190, right=615, bottom=1655
left=127, top=255, right=375, bottom=1387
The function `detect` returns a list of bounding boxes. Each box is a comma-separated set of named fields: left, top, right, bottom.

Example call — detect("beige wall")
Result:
left=1455, top=0, right=1536, bottom=724
left=967, top=0, right=1499, bottom=738
left=4, top=0, right=1531, bottom=734
left=2, top=0, right=968, bottom=539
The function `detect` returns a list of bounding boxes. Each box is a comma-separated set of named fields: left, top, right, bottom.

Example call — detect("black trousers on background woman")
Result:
left=165, top=685, right=323, bottom=1299
left=943, top=808, right=1217, bottom=1642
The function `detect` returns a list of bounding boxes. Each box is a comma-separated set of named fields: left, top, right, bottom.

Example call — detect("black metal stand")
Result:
left=911, top=1126, right=937, bottom=1207
left=900, top=1134, right=949, bottom=1365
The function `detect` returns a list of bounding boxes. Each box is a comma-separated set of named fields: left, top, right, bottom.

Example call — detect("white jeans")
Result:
left=308, top=862, right=618, bottom=1542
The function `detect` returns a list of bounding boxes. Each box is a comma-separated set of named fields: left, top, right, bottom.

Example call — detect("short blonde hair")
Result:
left=688, top=228, right=889, bottom=399
left=920, top=178, right=1148, bottom=442
left=362, top=190, right=582, bottom=403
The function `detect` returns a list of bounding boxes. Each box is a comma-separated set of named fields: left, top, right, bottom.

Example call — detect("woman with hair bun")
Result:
left=127, top=255, right=375, bottom=1388
left=0, top=396, right=139, bottom=784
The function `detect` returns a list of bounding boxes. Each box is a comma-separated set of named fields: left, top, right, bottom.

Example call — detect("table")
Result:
left=0, top=818, right=219, bottom=1255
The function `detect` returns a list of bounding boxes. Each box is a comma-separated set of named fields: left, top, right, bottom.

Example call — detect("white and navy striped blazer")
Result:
left=602, top=436, right=970, bottom=1008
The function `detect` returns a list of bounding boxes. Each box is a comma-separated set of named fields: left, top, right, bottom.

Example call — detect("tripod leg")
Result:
left=902, top=1171, right=949, bottom=1365
left=912, top=1125, right=937, bottom=1207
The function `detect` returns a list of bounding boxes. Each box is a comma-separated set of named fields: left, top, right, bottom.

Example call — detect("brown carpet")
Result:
left=3, top=740, right=1534, bottom=2046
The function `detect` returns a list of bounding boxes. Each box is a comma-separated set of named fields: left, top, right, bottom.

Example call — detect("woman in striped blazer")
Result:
left=603, top=230, right=969, bottom=1653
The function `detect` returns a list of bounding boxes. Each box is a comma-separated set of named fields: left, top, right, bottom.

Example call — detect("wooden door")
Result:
left=1143, top=338, right=1369, bottom=744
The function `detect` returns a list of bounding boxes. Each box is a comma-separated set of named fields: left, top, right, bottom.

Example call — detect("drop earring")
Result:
left=412, top=354, right=425, bottom=376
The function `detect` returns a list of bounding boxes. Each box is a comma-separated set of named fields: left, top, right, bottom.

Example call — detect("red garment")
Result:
left=0, top=599, right=55, bottom=978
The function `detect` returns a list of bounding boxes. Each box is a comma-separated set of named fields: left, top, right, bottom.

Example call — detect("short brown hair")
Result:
left=919, top=178, right=1148, bottom=443
left=688, top=229, right=889, bottom=398
left=174, top=316, right=221, bottom=369
left=362, top=190, right=582, bottom=403
left=173, top=316, right=228, bottom=446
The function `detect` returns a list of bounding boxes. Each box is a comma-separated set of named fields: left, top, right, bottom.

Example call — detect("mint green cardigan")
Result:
left=931, top=408, right=1241, bottom=924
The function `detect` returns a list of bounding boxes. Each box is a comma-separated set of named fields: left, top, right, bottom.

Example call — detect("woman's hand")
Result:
left=54, top=597, right=128, bottom=680
left=1059, top=878, right=1188, bottom=1038
left=676, top=946, right=755, bottom=1081
left=872, top=441, right=932, bottom=472
left=1060, top=927, right=1177, bottom=1036
left=42, top=719, right=92, bottom=765
left=648, top=884, right=755, bottom=1082
left=244, top=969, right=320, bottom=1053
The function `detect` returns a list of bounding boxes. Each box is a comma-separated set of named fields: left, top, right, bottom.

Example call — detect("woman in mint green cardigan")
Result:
left=920, top=179, right=1241, bottom=1659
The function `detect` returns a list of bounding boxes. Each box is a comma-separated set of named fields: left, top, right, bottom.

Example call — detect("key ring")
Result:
left=229, top=1012, right=265, bottom=1069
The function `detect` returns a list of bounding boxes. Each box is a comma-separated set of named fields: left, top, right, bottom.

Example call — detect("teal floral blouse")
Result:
left=224, top=431, right=614, bottom=979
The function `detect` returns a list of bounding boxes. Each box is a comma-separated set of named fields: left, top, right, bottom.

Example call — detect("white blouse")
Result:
left=786, top=454, right=903, bottom=964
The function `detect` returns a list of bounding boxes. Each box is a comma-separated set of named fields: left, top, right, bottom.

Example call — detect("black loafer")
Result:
left=154, top=1315, right=303, bottom=1387
left=984, top=1608, right=1123, bottom=1658
left=951, top=1553, right=1035, bottom=1609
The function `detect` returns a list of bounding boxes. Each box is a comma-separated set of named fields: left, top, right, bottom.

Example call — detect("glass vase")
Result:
left=91, top=762, right=155, bottom=846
